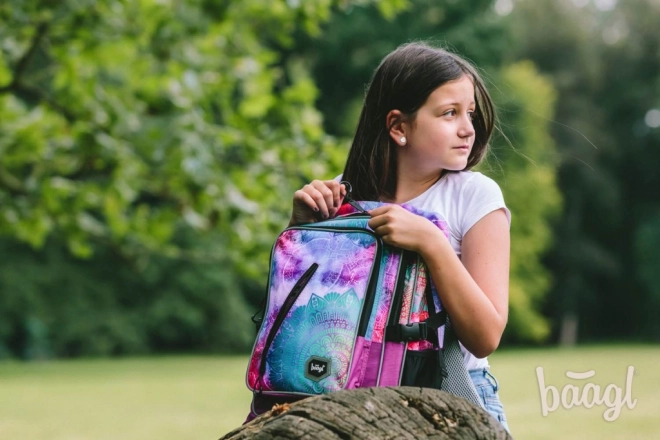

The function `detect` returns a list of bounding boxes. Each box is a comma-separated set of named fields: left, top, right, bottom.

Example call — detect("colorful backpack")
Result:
left=245, top=190, right=482, bottom=419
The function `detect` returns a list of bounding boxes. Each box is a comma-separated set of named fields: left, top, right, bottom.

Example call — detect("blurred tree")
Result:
left=482, top=61, right=562, bottom=343
left=0, top=0, right=571, bottom=356
left=600, top=0, right=660, bottom=341
left=507, top=0, right=660, bottom=343
left=0, top=0, right=407, bottom=357
left=0, top=0, right=364, bottom=271
left=291, top=0, right=510, bottom=137
left=0, top=233, right=253, bottom=358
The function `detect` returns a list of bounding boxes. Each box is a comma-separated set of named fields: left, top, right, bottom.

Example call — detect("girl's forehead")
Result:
left=428, top=75, right=475, bottom=102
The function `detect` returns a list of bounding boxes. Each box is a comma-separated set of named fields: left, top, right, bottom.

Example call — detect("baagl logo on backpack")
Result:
left=305, top=356, right=331, bottom=381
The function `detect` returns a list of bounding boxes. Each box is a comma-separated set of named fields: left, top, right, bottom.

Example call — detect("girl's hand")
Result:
left=289, top=180, right=346, bottom=226
left=367, top=205, right=444, bottom=253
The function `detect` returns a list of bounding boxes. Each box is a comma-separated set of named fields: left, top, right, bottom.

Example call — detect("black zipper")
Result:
left=258, top=262, right=319, bottom=379
left=357, top=236, right=383, bottom=336
left=347, top=199, right=368, bottom=214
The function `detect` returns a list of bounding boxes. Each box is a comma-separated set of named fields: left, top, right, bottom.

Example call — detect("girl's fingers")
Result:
left=310, top=180, right=334, bottom=218
left=325, top=180, right=346, bottom=214
left=293, top=190, right=320, bottom=214
left=304, top=181, right=330, bottom=219
left=323, top=180, right=342, bottom=210
left=368, top=205, right=391, bottom=217
left=293, top=180, right=347, bottom=223
left=367, top=206, right=395, bottom=229
left=339, top=183, right=347, bottom=204
left=368, top=214, right=392, bottom=231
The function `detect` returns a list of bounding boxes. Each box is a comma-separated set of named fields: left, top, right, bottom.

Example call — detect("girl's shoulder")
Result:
left=429, top=170, right=503, bottom=200
left=418, top=170, right=511, bottom=231
left=443, top=170, right=497, bottom=187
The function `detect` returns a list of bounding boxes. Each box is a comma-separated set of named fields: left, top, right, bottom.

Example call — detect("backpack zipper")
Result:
left=357, top=238, right=383, bottom=337
left=281, top=221, right=382, bottom=339
left=258, top=262, right=319, bottom=381
left=340, top=180, right=369, bottom=214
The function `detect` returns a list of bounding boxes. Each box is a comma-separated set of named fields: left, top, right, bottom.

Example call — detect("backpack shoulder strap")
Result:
left=440, top=317, right=486, bottom=409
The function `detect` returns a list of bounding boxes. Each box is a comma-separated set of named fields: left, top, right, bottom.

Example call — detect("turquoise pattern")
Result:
left=268, top=288, right=362, bottom=394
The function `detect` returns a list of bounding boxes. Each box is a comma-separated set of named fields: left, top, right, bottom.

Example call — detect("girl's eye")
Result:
left=443, top=109, right=456, bottom=117
left=468, top=111, right=476, bottom=120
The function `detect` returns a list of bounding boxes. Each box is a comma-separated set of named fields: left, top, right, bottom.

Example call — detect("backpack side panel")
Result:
left=349, top=246, right=402, bottom=388
left=406, top=261, right=436, bottom=352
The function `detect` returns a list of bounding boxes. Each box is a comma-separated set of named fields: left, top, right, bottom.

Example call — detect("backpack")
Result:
left=245, top=190, right=483, bottom=419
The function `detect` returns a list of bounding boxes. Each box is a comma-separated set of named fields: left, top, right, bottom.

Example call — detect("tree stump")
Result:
left=221, top=387, right=512, bottom=439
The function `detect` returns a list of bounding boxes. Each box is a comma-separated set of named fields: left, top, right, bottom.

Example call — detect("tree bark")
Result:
left=221, top=386, right=512, bottom=439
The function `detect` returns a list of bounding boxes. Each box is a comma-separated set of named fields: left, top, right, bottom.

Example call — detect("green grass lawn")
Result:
left=1, top=345, right=658, bottom=439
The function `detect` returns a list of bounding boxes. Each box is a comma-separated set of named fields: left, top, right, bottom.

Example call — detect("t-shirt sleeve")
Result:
left=459, top=173, right=511, bottom=236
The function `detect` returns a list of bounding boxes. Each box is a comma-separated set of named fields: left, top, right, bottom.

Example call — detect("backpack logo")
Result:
left=305, top=356, right=331, bottom=381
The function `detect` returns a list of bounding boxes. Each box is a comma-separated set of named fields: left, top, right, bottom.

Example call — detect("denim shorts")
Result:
left=469, top=368, right=511, bottom=434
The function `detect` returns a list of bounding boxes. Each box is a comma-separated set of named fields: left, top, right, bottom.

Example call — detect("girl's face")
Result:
left=400, top=75, right=476, bottom=175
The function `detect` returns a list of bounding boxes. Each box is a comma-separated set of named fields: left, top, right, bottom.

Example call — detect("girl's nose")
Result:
left=459, top=114, right=475, bottom=139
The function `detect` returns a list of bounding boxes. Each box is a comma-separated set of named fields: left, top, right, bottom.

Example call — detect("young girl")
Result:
left=288, top=43, right=511, bottom=431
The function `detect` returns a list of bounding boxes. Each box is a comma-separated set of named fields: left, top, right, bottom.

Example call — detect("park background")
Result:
left=0, top=0, right=658, bottom=438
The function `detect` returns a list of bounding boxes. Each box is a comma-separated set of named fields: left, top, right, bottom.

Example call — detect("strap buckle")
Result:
left=386, top=322, right=428, bottom=342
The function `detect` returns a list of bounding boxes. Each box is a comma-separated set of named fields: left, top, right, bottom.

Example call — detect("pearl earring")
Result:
left=400, top=136, right=406, bottom=145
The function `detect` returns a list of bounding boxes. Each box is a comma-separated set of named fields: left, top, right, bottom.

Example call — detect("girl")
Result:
left=288, top=43, right=511, bottom=431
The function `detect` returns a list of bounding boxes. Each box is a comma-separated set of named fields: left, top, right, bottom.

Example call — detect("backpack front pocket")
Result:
left=247, top=226, right=380, bottom=395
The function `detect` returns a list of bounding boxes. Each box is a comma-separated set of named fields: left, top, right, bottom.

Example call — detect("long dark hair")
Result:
left=342, top=42, right=495, bottom=201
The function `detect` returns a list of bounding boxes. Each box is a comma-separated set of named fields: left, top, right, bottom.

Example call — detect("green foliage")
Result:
left=0, top=0, right=564, bottom=354
left=508, top=0, right=660, bottom=342
left=479, top=62, right=562, bottom=343
left=634, top=210, right=660, bottom=339
left=0, top=0, right=403, bottom=272
left=0, top=0, right=407, bottom=357
left=0, top=233, right=254, bottom=358
left=10, top=0, right=652, bottom=355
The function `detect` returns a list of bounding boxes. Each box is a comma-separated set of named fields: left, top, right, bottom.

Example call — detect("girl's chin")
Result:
left=443, top=162, right=469, bottom=172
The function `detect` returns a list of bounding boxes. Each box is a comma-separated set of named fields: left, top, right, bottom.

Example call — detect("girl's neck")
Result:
left=384, top=171, right=444, bottom=204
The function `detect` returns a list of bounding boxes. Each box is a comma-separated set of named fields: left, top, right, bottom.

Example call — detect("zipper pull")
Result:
left=348, top=199, right=368, bottom=214
left=340, top=180, right=368, bottom=214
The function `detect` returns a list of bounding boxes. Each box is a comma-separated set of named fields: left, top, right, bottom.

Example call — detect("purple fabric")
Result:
left=346, top=336, right=369, bottom=389
left=361, top=341, right=383, bottom=387
left=243, top=411, right=257, bottom=425
left=378, top=341, right=406, bottom=386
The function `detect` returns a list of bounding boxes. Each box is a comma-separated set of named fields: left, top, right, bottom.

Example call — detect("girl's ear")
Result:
left=386, top=109, right=408, bottom=146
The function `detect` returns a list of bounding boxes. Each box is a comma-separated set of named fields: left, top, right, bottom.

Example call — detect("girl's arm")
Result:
left=368, top=205, right=510, bottom=358
left=420, top=209, right=509, bottom=358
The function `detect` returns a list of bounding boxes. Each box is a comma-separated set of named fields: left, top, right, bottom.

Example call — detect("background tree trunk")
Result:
left=221, top=386, right=512, bottom=439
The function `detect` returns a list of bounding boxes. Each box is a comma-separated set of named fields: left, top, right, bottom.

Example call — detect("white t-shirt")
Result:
left=338, top=171, right=511, bottom=371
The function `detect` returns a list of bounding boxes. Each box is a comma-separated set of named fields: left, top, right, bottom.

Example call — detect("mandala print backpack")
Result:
left=245, top=186, right=484, bottom=420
